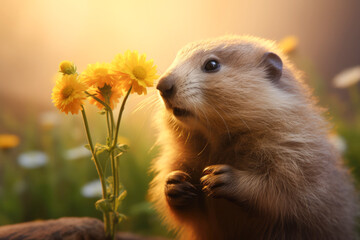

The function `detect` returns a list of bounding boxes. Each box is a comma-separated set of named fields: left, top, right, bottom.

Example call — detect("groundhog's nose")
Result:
left=157, top=76, right=175, bottom=98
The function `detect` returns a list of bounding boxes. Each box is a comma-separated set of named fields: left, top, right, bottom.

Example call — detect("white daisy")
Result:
left=18, top=151, right=48, bottom=169
left=65, top=146, right=91, bottom=161
left=333, top=66, right=360, bottom=88
left=81, top=180, right=102, bottom=198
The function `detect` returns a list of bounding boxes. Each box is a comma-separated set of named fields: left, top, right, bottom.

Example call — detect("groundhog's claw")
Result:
left=165, top=171, right=198, bottom=208
left=203, top=164, right=233, bottom=175
left=166, top=171, right=191, bottom=184
left=201, top=165, right=236, bottom=200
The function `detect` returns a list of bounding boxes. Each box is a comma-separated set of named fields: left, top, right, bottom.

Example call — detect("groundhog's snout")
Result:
left=157, top=75, right=175, bottom=99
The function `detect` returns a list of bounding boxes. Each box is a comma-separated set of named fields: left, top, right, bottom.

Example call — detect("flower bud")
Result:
left=59, top=61, right=77, bottom=75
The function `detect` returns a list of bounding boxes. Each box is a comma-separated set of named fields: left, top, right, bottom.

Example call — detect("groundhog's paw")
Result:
left=201, top=165, right=235, bottom=199
left=165, top=171, right=198, bottom=208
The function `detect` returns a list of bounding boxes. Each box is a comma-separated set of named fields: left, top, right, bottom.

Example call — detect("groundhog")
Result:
left=149, top=35, right=358, bottom=240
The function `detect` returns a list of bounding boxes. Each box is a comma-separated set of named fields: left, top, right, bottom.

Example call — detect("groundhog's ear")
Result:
left=260, top=52, right=283, bottom=82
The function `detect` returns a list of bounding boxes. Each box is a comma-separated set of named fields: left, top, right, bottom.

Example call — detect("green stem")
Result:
left=105, top=95, right=112, bottom=141
left=81, top=107, right=107, bottom=199
left=106, top=111, right=111, bottom=140
left=104, top=212, right=111, bottom=238
left=112, top=86, right=132, bottom=148
left=103, top=99, right=117, bottom=233
left=103, top=97, right=117, bottom=240
left=85, top=91, right=112, bottom=111
left=110, top=86, right=132, bottom=239
left=110, top=151, right=117, bottom=238
left=110, top=212, right=116, bottom=240
left=109, top=110, right=115, bottom=138
left=86, top=91, right=116, bottom=140
left=81, top=107, right=113, bottom=239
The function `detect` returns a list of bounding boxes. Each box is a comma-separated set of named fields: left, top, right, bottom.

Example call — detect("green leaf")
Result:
left=96, top=144, right=110, bottom=166
left=84, top=144, right=91, bottom=150
left=115, top=190, right=127, bottom=212
left=95, top=143, right=107, bottom=152
left=115, top=144, right=129, bottom=152
left=117, top=190, right=127, bottom=202
left=95, top=199, right=112, bottom=213
left=114, top=152, right=123, bottom=159
left=106, top=176, right=114, bottom=196
left=115, top=212, right=127, bottom=223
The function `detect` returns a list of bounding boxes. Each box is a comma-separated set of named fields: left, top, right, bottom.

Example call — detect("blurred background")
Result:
left=0, top=0, right=359, bottom=238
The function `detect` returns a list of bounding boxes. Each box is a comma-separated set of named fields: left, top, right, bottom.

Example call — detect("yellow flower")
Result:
left=0, top=134, right=20, bottom=150
left=80, top=63, right=118, bottom=89
left=52, top=74, right=88, bottom=114
left=279, top=36, right=298, bottom=54
left=59, top=60, right=77, bottom=75
left=88, top=85, right=123, bottom=110
left=112, top=50, right=159, bottom=95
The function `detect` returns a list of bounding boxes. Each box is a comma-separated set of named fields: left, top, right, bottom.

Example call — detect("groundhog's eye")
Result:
left=203, top=59, right=221, bottom=73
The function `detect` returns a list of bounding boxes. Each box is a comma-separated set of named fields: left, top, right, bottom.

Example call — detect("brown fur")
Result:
left=149, top=35, right=358, bottom=240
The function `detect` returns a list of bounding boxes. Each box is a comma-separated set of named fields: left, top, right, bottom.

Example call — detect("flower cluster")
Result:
left=51, top=51, right=158, bottom=114
left=50, top=51, right=158, bottom=240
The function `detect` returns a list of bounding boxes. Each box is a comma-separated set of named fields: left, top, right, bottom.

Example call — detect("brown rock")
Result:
left=0, top=217, right=169, bottom=240
left=0, top=217, right=105, bottom=240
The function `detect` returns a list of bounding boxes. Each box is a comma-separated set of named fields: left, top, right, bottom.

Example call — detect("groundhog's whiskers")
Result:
left=132, top=92, right=160, bottom=114
left=207, top=103, right=232, bottom=141
left=184, top=131, right=191, bottom=145
left=193, top=101, right=212, bottom=136
left=197, top=141, right=209, bottom=156
left=239, top=116, right=251, bottom=132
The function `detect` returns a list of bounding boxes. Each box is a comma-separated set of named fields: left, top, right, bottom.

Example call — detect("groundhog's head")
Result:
left=157, top=36, right=306, bottom=136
